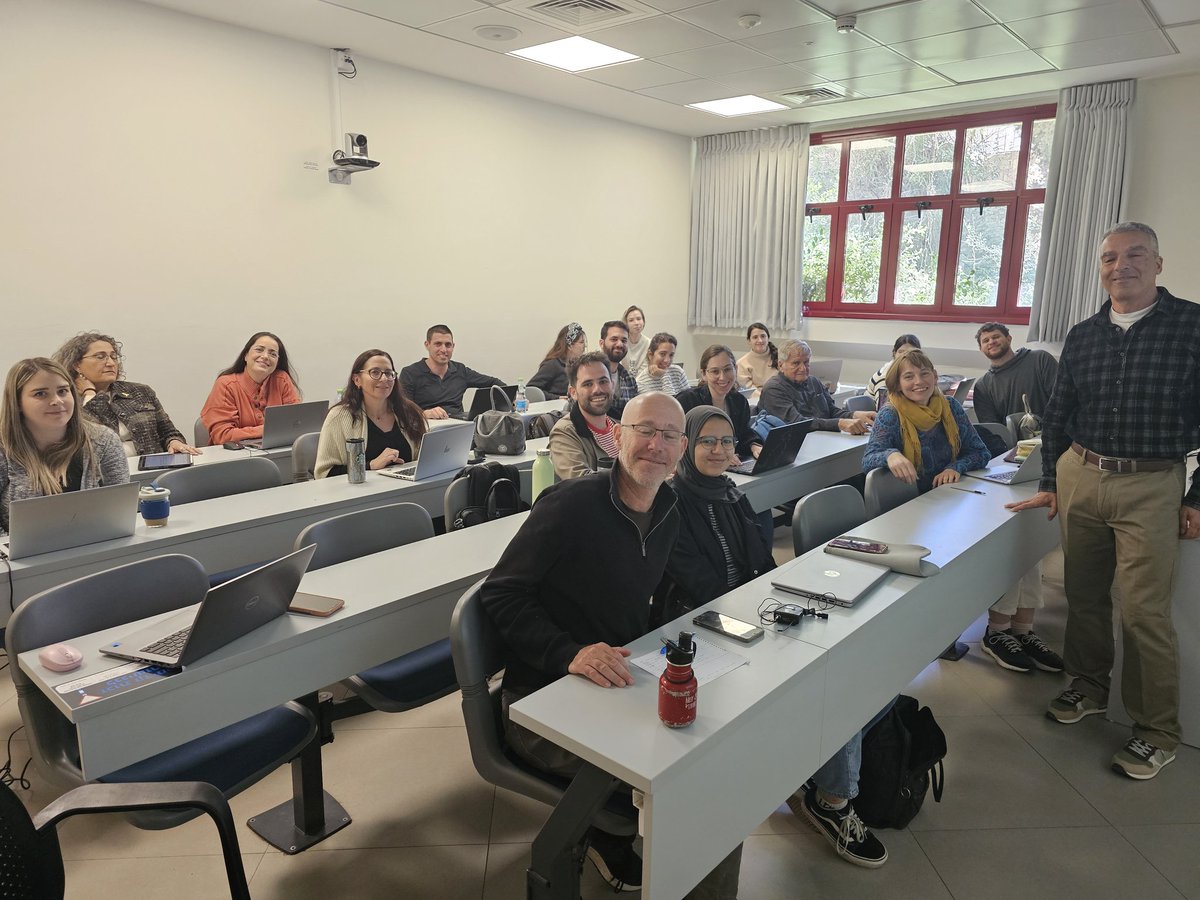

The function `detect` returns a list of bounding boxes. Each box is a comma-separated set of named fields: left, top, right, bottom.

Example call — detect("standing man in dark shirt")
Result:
left=759, top=340, right=874, bottom=433
left=599, top=320, right=639, bottom=409
left=1009, top=222, right=1200, bottom=780
left=481, top=391, right=740, bottom=897
left=399, top=325, right=504, bottom=420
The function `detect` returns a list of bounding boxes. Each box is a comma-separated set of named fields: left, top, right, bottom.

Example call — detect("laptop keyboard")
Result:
left=141, top=626, right=191, bottom=657
left=729, top=459, right=756, bottom=475
left=984, top=470, right=1017, bottom=484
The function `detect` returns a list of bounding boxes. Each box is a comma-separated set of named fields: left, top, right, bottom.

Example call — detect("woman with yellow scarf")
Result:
left=862, top=348, right=990, bottom=492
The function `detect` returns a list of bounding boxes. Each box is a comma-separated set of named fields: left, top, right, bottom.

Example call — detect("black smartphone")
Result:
left=289, top=593, right=345, bottom=617
left=692, top=610, right=764, bottom=643
left=827, top=537, right=889, bottom=554
left=137, top=453, right=194, bottom=471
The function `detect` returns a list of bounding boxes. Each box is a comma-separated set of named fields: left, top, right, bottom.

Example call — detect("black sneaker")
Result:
left=981, top=629, right=1034, bottom=672
left=800, top=786, right=888, bottom=869
left=585, top=828, right=641, bottom=892
left=1014, top=630, right=1064, bottom=672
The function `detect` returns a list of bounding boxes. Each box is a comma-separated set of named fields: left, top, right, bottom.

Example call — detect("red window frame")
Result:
left=801, top=104, right=1055, bottom=324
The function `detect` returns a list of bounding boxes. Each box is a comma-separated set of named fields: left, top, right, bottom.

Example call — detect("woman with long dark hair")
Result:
left=528, top=322, right=587, bottom=399
left=315, top=349, right=427, bottom=478
left=200, top=331, right=300, bottom=445
left=737, top=322, right=778, bottom=391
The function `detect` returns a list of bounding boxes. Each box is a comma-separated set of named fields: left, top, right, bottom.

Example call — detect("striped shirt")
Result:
left=586, top=417, right=619, bottom=459
left=705, top=503, right=742, bottom=588
left=1039, top=288, right=1200, bottom=505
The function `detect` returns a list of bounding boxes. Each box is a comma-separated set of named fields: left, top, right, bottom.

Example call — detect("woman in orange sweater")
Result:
left=200, top=332, right=301, bottom=445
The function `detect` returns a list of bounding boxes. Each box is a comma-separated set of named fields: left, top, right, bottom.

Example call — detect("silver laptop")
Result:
left=100, top=544, right=316, bottom=668
left=770, top=552, right=890, bottom=608
left=967, top=444, right=1042, bottom=485
left=3, top=481, right=140, bottom=560
left=241, top=400, right=329, bottom=450
left=808, top=359, right=844, bottom=391
left=378, top=422, right=475, bottom=482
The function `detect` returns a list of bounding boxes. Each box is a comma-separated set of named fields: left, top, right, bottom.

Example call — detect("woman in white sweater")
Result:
left=315, top=349, right=428, bottom=478
left=635, top=332, right=690, bottom=395
left=736, top=322, right=778, bottom=391
left=622, top=305, right=650, bottom=379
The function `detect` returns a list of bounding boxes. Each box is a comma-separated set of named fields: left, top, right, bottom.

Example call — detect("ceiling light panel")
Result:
left=673, top=0, right=828, bottom=41
left=687, top=95, right=789, bottom=115
left=508, top=35, right=640, bottom=70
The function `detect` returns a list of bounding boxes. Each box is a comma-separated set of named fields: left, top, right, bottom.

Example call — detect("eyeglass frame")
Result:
left=622, top=422, right=685, bottom=444
left=359, top=367, right=398, bottom=381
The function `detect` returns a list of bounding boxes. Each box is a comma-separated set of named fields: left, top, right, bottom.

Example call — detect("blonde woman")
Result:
left=0, top=358, right=129, bottom=535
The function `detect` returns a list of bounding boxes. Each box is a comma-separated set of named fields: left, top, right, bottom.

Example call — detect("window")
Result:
left=802, top=105, right=1054, bottom=323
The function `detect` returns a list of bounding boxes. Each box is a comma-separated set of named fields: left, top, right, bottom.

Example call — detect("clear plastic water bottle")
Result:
left=515, top=379, right=528, bottom=414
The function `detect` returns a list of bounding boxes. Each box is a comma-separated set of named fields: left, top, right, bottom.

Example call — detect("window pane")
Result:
left=900, top=130, right=955, bottom=197
left=894, top=209, right=942, bottom=306
left=1026, top=118, right=1055, bottom=189
left=1018, top=203, right=1044, bottom=308
left=846, top=137, right=895, bottom=201
left=802, top=215, right=832, bottom=305
left=841, top=211, right=885, bottom=304
left=806, top=144, right=842, bottom=204
left=954, top=205, right=1009, bottom=307
left=961, top=122, right=1022, bottom=193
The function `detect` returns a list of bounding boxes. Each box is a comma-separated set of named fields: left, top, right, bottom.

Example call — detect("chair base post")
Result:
left=527, top=762, right=620, bottom=900
left=939, top=639, right=969, bottom=661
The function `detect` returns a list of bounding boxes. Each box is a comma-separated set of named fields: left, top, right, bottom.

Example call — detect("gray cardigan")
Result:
left=0, top=422, right=130, bottom=535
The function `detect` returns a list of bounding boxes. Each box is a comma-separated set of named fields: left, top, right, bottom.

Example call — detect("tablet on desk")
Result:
left=138, top=453, right=194, bottom=471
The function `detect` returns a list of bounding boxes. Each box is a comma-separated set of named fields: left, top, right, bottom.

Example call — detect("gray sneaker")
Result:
left=1046, top=689, right=1107, bottom=724
left=1112, top=737, right=1176, bottom=780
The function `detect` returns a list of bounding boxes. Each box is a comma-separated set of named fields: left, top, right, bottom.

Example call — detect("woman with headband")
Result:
left=528, top=322, right=588, bottom=399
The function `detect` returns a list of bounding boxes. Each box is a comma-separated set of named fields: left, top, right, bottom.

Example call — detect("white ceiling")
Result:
left=138, top=0, right=1200, bottom=136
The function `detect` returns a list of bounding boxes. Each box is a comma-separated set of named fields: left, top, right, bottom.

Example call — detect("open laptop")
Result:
left=2, top=481, right=140, bottom=560
left=241, top=400, right=329, bottom=450
left=100, top=544, right=316, bottom=668
left=967, top=443, right=1042, bottom=485
left=378, top=422, right=475, bottom=482
left=770, top=552, right=891, bottom=608
left=463, top=385, right=517, bottom=420
left=729, top=419, right=813, bottom=476
left=807, top=359, right=843, bottom=392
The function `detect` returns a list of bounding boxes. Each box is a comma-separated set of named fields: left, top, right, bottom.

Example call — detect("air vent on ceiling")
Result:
left=779, top=85, right=858, bottom=105
left=500, top=0, right=655, bottom=33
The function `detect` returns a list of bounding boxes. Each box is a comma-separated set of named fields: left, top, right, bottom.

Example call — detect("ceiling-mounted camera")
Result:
left=332, top=133, right=380, bottom=170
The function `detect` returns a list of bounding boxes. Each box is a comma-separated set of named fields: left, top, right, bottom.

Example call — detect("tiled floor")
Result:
left=3, top=540, right=1197, bottom=899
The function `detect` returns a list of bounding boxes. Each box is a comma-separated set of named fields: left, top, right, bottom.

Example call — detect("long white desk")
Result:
left=128, top=445, right=294, bottom=485
left=2, top=439, right=544, bottom=623
left=511, top=476, right=1060, bottom=899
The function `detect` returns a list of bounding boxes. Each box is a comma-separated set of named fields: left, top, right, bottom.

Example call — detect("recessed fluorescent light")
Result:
left=508, top=36, right=639, bottom=72
left=687, top=95, right=788, bottom=117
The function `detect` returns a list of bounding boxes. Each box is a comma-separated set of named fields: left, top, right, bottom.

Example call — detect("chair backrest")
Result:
left=845, top=394, right=875, bottom=414
left=1005, top=412, right=1023, bottom=442
left=6, top=555, right=210, bottom=790
left=194, top=417, right=209, bottom=448
left=977, top=421, right=1015, bottom=452
left=792, top=485, right=868, bottom=556
left=523, top=385, right=546, bottom=403
left=291, top=432, right=320, bottom=483
left=294, top=502, right=433, bottom=571
left=0, top=780, right=64, bottom=898
left=443, top=478, right=469, bottom=528
left=156, top=457, right=282, bottom=505
left=864, top=468, right=919, bottom=519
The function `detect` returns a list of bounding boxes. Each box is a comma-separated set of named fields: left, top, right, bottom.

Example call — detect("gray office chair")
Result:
left=845, top=394, right=875, bottom=414
left=294, top=503, right=457, bottom=717
left=291, top=431, right=321, bottom=482
left=792, top=485, right=868, bottom=556
left=5, top=554, right=317, bottom=833
left=449, top=580, right=635, bottom=832
left=524, top=385, right=546, bottom=403
left=864, top=468, right=919, bottom=519
left=156, top=456, right=282, bottom=504
left=444, top=477, right=469, bottom=529
left=193, top=416, right=209, bottom=447
left=977, top=421, right=1016, bottom=452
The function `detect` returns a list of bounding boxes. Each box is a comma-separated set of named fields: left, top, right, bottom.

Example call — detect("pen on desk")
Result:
left=948, top=485, right=985, bottom=495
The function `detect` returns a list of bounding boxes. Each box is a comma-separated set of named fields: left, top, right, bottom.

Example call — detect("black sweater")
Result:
left=480, top=467, right=679, bottom=697
left=676, top=384, right=762, bottom=458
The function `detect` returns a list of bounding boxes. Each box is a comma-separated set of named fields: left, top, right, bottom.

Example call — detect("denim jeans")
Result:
left=812, top=699, right=896, bottom=801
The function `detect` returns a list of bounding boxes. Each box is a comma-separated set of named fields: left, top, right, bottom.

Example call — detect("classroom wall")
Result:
left=0, top=0, right=692, bottom=427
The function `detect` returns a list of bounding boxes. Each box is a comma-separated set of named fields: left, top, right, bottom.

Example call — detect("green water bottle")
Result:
left=532, top=448, right=554, bottom=502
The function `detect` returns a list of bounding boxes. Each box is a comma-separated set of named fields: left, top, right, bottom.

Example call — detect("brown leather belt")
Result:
left=1071, top=442, right=1177, bottom=474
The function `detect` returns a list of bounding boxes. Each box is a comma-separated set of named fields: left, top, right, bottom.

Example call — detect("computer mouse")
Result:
left=222, top=441, right=243, bottom=450
left=38, top=643, right=84, bottom=673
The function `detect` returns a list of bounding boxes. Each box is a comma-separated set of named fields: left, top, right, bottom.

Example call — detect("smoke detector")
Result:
left=835, top=15, right=857, bottom=34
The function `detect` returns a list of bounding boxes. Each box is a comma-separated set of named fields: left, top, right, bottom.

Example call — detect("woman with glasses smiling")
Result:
left=314, top=349, right=428, bottom=478
left=200, top=331, right=300, bottom=446
left=675, top=345, right=763, bottom=464
left=53, top=331, right=199, bottom=457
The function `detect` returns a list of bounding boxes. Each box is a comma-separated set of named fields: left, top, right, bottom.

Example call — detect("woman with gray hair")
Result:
left=53, top=331, right=199, bottom=457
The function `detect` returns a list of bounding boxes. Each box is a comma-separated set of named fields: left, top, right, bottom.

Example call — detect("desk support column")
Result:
left=527, top=762, right=621, bottom=900
left=247, top=692, right=352, bottom=853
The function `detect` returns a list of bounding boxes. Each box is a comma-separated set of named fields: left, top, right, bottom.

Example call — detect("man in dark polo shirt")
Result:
left=399, top=324, right=504, bottom=419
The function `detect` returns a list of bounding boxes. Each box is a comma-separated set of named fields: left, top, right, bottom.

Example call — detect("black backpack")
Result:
left=853, top=695, right=946, bottom=829
left=449, top=461, right=528, bottom=531
left=527, top=409, right=565, bottom=440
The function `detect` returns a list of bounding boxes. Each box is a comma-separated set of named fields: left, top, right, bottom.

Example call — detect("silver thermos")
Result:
left=346, top=437, right=366, bottom=483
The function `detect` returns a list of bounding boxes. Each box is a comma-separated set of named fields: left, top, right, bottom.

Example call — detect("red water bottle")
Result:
left=658, top=632, right=697, bottom=728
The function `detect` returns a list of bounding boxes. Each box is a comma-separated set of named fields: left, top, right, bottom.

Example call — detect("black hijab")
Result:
left=674, top=405, right=752, bottom=572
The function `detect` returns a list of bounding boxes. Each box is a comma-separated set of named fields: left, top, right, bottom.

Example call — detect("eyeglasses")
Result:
left=624, top=423, right=684, bottom=444
left=83, top=351, right=121, bottom=363
left=250, top=346, right=280, bottom=359
left=695, top=435, right=736, bottom=450
left=360, top=368, right=398, bottom=381
left=704, top=365, right=736, bottom=379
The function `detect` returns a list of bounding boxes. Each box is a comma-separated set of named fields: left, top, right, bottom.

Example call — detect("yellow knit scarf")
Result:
left=889, top=390, right=959, bottom=473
